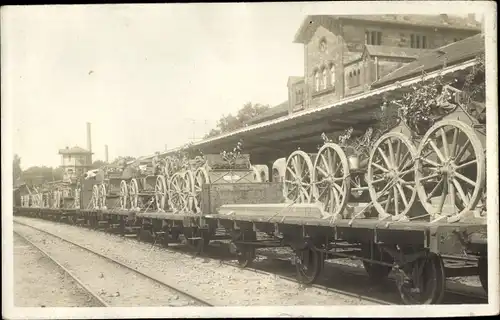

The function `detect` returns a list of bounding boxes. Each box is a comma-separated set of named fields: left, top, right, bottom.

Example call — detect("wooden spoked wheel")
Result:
left=129, top=178, right=139, bottom=210
left=119, top=180, right=128, bottom=210
left=53, top=191, right=60, bottom=209
left=74, top=188, right=81, bottom=209
left=92, top=185, right=100, bottom=209
left=295, top=248, right=322, bottom=284
left=155, top=175, right=167, bottom=211
left=415, top=120, right=485, bottom=220
left=367, top=132, right=418, bottom=220
left=194, top=167, right=210, bottom=213
left=251, top=166, right=263, bottom=182
left=183, top=170, right=196, bottom=213
left=99, top=184, right=107, bottom=210
left=312, top=143, right=351, bottom=217
left=168, top=172, right=187, bottom=212
left=284, top=150, right=314, bottom=203
left=397, top=252, right=446, bottom=305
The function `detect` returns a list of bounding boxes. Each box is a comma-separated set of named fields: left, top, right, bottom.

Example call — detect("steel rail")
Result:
left=14, top=221, right=214, bottom=307
left=15, top=215, right=488, bottom=304
left=13, top=230, right=109, bottom=307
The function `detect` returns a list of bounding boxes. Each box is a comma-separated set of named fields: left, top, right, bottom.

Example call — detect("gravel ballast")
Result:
left=14, top=224, right=204, bottom=307
left=13, top=232, right=100, bottom=307
left=14, top=217, right=380, bottom=306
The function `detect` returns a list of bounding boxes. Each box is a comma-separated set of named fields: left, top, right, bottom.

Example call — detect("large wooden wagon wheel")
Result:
left=119, top=180, right=128, bottom=210
left=53, top=191, right=61, bottom=209
left=168, top=172, right=188, bottom=212
left=74, top=188, right=81, bottom=209
left=194, top=167, right=210, bottom=213
left=155, top=175, right=167, bottom=212
left=284, top=150, right=314, bottom=203
left=129, top=178, right=139, bottom=210
left=396, top=252, right=446, bottom=304
left=367, top=132, right=418, bottom=220
left=415, top=120, right=485, bottom=221
left=312, top=143, right=351, bottom=218
left=91, top=185, right=100, bottom=209
left=251, top=166, right=264, bottom=182
left=183, top=170, right=197, bottom=213
left=99, top=184, right=107, bottom=210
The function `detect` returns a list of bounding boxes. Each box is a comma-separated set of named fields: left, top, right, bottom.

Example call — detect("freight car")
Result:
left=13, top=56, right=490, bottom=305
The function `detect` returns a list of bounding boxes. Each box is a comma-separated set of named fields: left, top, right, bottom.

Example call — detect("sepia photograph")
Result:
left=1, top=1, right=498, bottom=318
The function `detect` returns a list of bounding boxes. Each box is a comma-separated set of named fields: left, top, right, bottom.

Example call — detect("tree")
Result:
left=111, top=156, right=136, bottom=165
left=91, top=160, right=107, bottom=169
left=204, top=102, right=270, bottom=138
left=13, top=154, right=22, bottom=183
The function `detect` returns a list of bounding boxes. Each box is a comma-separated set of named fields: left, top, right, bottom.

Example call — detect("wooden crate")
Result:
left=201, top=182, right=284, bottom=215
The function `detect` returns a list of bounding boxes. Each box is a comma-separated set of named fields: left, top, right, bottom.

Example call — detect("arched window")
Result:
left=330, top=65, right=335, bottom=87
left=314, top=71, right=320, bottom=91
left=322, top=68, right=328, bottom=90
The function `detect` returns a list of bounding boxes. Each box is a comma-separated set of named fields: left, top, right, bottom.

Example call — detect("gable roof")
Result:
left=287, top=76, right=304, bottom=86
left=58, top=146, right=92, bottom=154
left=364, top=45, right=435, bottom=59
left=246, top=100, right=289, bottom=125
left=343, top=52, right=363, bottom=65
left=294, top=14, right=481, bottom=44
left=372, top=34, right=484, bottom=88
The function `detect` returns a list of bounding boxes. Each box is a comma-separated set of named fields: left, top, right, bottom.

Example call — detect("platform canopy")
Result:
left=134, top=58, right=476, bottom=163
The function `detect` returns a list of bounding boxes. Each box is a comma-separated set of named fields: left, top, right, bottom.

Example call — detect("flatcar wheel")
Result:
left=478, top=256, right=488, bottom=292
left=194, top=167, right=210, bottom=213
left=415, top=120, right=485, bottom=220
left=397, top=252, right=445, bottom=305
left=237, top=246, right=256, bottom=268
left=312, top=143, right=350, bottom=217
left=368, top=132, right=417, bottom=220
left=295, top=248, right=322, bottom=285
left=284, top=150, right=314, bottom=203
left=155, top=175, right=167, bottom=211
left=119, top=180, right=128, bottom=210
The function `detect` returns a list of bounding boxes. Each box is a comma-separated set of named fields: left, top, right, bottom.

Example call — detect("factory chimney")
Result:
left=86, top=122, right=92, bottom=153
left=105, top=145, right=109, bottom=163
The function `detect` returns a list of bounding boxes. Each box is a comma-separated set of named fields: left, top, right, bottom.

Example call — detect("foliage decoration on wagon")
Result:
left=211, top=139, right=250, bottom=170
left=387, top=53, right=485, bottom=136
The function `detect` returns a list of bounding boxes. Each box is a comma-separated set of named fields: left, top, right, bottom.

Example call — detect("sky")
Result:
left=2, top=2, right=488, bottom=169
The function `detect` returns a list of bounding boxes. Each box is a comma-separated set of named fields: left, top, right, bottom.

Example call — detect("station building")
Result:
left=248, top=14, right=481, bottom=125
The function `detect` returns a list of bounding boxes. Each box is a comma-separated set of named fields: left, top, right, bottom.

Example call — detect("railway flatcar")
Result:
left=13, top=53, right=490, bottom=305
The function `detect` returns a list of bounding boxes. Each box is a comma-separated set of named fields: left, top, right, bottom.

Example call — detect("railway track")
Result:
left=14, top=221, right=214, bottom=307
left=13, top=230, right=109, bottom=307
left=14, top=216, right=488, bottom=305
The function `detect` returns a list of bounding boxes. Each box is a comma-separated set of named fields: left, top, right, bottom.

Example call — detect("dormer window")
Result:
left=410, top=34, right=427, bottom=48
left=365, top=30, right=382, bottom=45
